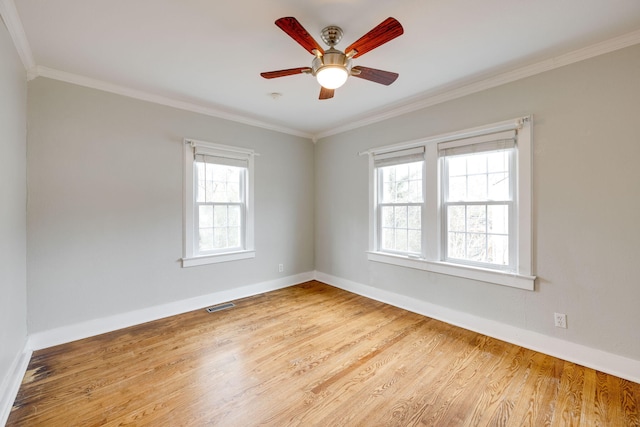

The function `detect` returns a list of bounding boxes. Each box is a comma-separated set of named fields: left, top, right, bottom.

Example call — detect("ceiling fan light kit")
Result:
left=313, top=45, right=352, bottom=89
left=261, top=17, right=403, bottom=99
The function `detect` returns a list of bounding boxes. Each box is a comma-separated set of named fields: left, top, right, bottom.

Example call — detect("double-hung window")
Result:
left=367, top=117, right=534, bottom=290
left=440, top=133, right=515, bottom=270
left=375, top=147, right=425, bottom=256
left=182, top=139, right=256, bottom=267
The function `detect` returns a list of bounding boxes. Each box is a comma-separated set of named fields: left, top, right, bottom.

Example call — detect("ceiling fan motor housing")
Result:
left=320, top=25, right=343, bottom=47
left=311, top=48, right=353, bottom=77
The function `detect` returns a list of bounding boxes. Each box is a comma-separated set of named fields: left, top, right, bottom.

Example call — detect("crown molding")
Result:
left=0, top=0, right=35, bottom=71
left=32, top=66, right=314, bottom=140
left=314, top=28, right=640, bottom=140
left=7, top=1, right=639, bottom=143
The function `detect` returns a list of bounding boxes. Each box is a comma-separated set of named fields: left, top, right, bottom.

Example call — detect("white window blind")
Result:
left=373, top=146, right=425, bottom=168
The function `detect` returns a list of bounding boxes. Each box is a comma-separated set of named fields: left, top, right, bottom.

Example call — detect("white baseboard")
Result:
left=0, top=341, right=32, bottom=426
left=28, top=271, right=315, bottom=351
left=315, top=271, right=640, bottom=384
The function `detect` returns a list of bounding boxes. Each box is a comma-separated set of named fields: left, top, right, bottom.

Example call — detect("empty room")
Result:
left=2, top=0, right=640, bottom=425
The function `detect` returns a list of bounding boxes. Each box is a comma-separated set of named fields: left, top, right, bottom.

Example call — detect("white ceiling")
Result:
left=7, top=0, right=640, bottom=138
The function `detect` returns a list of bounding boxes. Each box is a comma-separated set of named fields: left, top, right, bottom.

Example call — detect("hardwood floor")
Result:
left=8, top=281, right=640, bottom=426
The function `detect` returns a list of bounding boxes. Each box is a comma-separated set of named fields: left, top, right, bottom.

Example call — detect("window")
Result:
left=182, top=139, right=256, bottom=267
left=367, top=117, right=534, bottom=290
left=441, top=134, right=515, bottom=270
left=375, top=147, right=425, bottom=255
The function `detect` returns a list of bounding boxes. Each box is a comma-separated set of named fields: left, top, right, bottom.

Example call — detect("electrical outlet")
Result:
left=278, top=263, right=283, bottom=273
left=554, top=312, right=567, bottom=329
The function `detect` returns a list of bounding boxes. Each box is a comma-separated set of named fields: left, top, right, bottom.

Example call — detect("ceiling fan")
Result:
left=260, top=17, right=404, bottom=100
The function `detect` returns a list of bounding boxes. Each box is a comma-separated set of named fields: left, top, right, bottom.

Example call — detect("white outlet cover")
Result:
left=554, top=313, right=567, bottom=328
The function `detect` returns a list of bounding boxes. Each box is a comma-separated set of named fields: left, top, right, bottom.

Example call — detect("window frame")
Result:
left=440, top=137, right=516, bottom=271
left=182, top=139, right=256, bottom=267
left=366, top=117, right=535, bottom=290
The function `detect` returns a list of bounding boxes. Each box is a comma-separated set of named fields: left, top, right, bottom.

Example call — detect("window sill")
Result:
left=367, top=251, right=535, bottom=291
left=182, top=250, right=255, bottom=267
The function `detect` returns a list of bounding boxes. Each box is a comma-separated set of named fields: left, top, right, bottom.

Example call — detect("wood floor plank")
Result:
left=7, top=281, right=640, bottom=426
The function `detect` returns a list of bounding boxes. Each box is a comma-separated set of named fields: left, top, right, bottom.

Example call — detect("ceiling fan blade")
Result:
left=275, top=17, right=325, bottom=55
left=260, top=67, right=312, bottom=79
left=319, top=86, right=335, bottom=100
left=345, top=17, right=403, bottom=59
left=352, top=66, right=399, bottom=85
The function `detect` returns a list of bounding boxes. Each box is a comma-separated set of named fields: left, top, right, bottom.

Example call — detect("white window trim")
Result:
left=364, top=117, right=535, bottom=290
left=182, top=139, right=256, bottom=267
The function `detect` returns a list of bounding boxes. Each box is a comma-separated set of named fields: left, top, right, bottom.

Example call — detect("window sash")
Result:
left=195, top=201, right=245, bottom=254
left=442, top=200, right=515, bottom=270
left=377, top=202, right=423, bottom=256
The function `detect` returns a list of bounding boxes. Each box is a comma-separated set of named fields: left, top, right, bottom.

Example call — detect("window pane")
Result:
left=409, top=180, right=422, bottom=202
left=409, top=162, right=422, bottom=180
left=487, top=234, right=509, bottom=265
left=467, top=205, right=486, bottom=233
left=488, top=172, right=509, bottom=200
left=228, top=226, right=241, bottom=247
left=214, top=227, right=227, bottom=248
left=199, top=205, right=213, bottom=228
left=448, top=232, right=465, bottom=259
left=382, top=182, right=394, bottom=203
left=466, top=154, right=486, bottom=174
left=448, top=176, right=466, bottom=201
left=228, top=205, right=241, bottom=227
left=488, top=205, right=508, bottom=234
left=395, top=180, right=409, bottom=202
left=381, top=228, right=394, bottom=250
left=395, top=229, right=408, bottom=252
left=448, top=206, right=465, bottom=232
left=211, top=164, right=225, bottom=181
left=199, top=228, right=214, bottom=252
left=381, top=206, right=394, bottom=227
left=380, top=162, right=423, bottom=203
left=394, top=206, right=408, bottom=228
left=214, top=205, right=228, bottom=227
left=467, top=174, right=487, bottom=201
left=211, top=181, right=227, bottom=202
left=448, top=156, right=466, bottom=177
left=408, top=230, right=421, bottom=253
left=487, top=151, right=508, bottom=173
left=408, top=206, right=421, bottom=229
left=467, top=233, right=486, bottom=262
left=227, top=182, right=241, bottom=202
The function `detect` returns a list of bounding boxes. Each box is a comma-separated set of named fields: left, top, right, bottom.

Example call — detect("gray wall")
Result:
left=315, top=44, right=640, bottom=360
left=0, top=18, right=28, bottom=387
left=26, top=78, right=315, bottom=332
left=17, top=32, right=640, bottom=365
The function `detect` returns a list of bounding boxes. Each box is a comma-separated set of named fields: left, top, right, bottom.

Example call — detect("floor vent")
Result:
left=206, top=302, right=235, bottom=313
